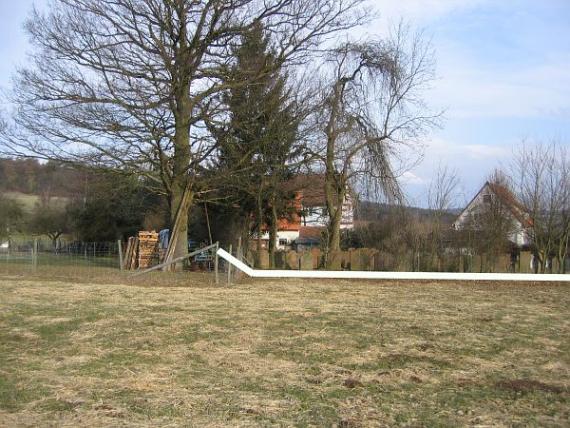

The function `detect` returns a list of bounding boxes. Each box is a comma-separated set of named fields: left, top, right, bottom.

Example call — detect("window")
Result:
left=483, top=194, right=492, bottom=203
left=279, top=238, right=288, bottom=246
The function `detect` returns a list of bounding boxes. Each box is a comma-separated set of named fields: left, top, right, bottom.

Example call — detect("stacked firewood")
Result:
left=137, top=231, right=159, bottom=269
left=123, top=231, right=159, bottom=270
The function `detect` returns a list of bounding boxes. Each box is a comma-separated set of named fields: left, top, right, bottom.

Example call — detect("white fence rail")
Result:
left=216, top=248, right=570, bottom=282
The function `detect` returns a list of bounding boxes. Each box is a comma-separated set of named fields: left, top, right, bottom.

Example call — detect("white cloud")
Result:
left=366, top=1, right=570, bottom=120
left=464, top=144, right=508, bottom=160
left=400, top=171, right=425, bottom=185
left=369, top=0, right=487, bottom=24
left=422, top=138, right=509, bottom=161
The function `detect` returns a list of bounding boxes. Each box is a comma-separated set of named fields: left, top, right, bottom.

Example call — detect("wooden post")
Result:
left=118, top=240, right=124, bottom=270
left=214, top=242, right=219, bottom=285
left=237, top=237, right=242, bottom=261
left=236, top=237, right=244, bottom=280
left=227, top=244, right=232, bottom=286
left=204, top=202, right=213, bottom=245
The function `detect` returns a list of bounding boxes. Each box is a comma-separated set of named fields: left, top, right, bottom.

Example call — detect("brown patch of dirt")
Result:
left=343, top=378, right=363, bottom=389
left=456, top=377, right=477, bottom=388
left=337, top=418, right=359, bottom=428
left=496, top=379, right=565, bottom=394
left=417, top=343, right=431, bottom=351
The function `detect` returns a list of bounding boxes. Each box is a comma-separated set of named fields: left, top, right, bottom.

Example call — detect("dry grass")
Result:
left=0, top=268, right=569, bottom=427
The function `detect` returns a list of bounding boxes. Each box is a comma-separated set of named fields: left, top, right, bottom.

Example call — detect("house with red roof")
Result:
left=259, top=174, right=354, bottom=250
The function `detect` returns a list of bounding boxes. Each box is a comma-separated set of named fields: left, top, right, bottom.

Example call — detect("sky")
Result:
left=1, top=0, right=569, bottom=207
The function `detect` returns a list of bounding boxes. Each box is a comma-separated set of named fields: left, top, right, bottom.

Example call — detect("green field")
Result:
left=3, top=191, right=69, bottom=213
left=0, top=269, right=568, bottom=426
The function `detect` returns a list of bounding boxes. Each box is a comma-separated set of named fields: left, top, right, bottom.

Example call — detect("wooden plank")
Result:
left=131, top=242, right=219, bottom=277
left=123, top=238, right=133, bottom=270
left=162, top=186, right=193, bottom=270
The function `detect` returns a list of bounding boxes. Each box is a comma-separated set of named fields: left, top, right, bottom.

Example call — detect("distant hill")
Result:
left=355, top=200, right=458, bottom=224
left=0, top=158, right=82, bottom=197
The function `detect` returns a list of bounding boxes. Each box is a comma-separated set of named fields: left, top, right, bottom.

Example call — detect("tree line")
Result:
left=1, top=139, right=568, bottom=274
left=0, top=0, right=438, bottom=268
left=0, top=1, right=566, bottom=272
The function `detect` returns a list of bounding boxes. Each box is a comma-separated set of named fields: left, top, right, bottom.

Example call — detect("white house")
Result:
left=453, top=181, right=531, bottom=248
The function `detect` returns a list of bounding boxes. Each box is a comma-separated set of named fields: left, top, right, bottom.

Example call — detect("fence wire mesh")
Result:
left=0, top=238, right=222, bottom=285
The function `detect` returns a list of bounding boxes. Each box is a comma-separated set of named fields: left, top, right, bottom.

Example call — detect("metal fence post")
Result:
left=118, top=240, right=124, bottom=270
left=32, top=238, right=38, bottom=272
left=214, top=242, right=219, bottom=285
left=227, top=244, right=232, bottom=286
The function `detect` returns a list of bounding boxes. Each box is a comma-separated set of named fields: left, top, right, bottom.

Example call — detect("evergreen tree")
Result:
left=215, top=21, right=301, bottom=265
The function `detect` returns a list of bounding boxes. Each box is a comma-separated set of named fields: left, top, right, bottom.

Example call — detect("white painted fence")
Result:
left=216, top=248, right=570, bottom=282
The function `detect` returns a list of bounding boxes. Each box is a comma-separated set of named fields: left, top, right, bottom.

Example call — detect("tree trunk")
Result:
left=169, top=186, right=193, bottom=260
left=324, top=156, right=345, bottom=261
left=169, top=5, right=192, bottom=262
left=268, top=200, right=278, bottom=268
left=48, top=233, right=61, bottom=251
left=328, top=208, right=342, bottom=253
left=255, top=184, right=264, bottom=267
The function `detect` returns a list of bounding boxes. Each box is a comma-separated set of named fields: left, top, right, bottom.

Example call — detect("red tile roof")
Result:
left=487, top=182, right=533, bottom=227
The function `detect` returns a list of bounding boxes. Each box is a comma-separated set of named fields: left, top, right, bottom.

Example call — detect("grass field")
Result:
left=0, top=269, right=568, bottom=427
left=4, top=191, right=69, bottom=213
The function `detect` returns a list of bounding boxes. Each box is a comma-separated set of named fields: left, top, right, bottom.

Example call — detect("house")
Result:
left=453, top=181, right=532, bottom=248
left=259, top=174, right=355, bottom=250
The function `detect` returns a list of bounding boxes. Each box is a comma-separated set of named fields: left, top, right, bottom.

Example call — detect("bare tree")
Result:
left=427, top=163, right=459, bottom=271
left=1, top=0, right=368, bottom=259
left=312, top=23, right=440, bottom=265
left=512, top=141, right=570, bottom=273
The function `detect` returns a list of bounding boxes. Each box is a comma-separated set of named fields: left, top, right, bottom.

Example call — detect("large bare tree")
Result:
left=313, top=24, right=440, bottom=263
left=0, top=0, right=367, bottom=258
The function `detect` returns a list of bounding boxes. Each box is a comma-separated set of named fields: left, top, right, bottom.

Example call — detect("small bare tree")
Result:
left=512, top=141, right=570, bottom=273
left=427, top=163, right=459, bottom=271
left=313, top=24, right=440, bottom=265
left=29, top=205, right=71, bottom=250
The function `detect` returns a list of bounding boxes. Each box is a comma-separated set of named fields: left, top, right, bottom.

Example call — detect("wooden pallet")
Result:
left=123, top=236, right=139, bottom=270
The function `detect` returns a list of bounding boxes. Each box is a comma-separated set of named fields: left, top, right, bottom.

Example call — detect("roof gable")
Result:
left=454, top=181, right=532, bottom=228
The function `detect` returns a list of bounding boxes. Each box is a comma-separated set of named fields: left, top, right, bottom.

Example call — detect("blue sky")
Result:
left=369, top=0, right=570, bottom=206
left=1, top=0, right=569, bottom=207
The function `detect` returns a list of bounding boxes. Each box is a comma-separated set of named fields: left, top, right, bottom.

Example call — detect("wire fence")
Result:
left=0, top=238, right=224, bottom=284
left=0, top=239, right=120, bottom=278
